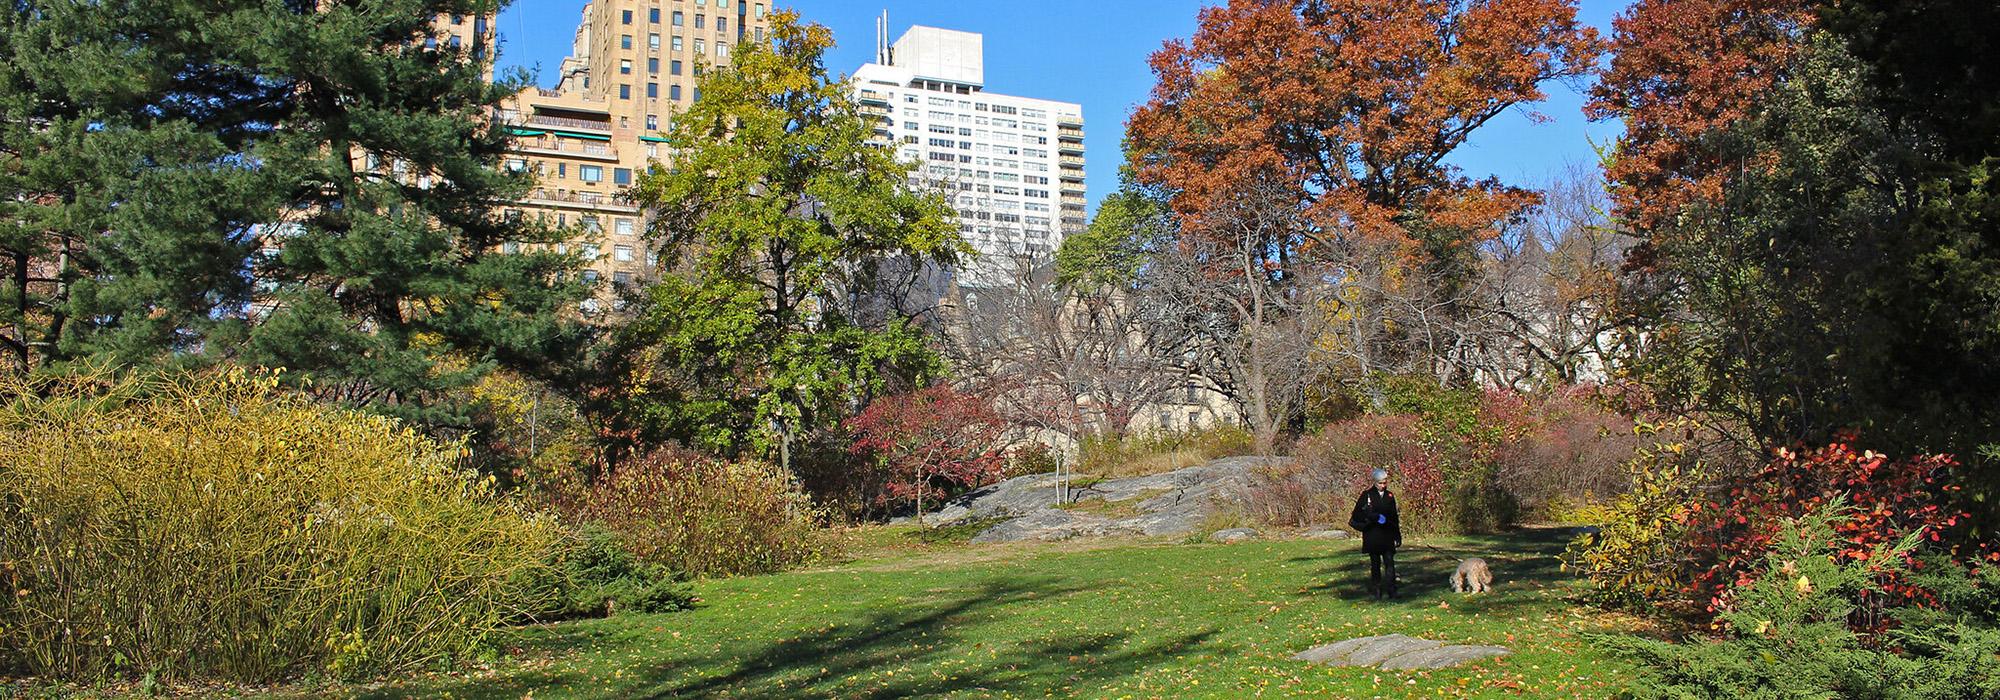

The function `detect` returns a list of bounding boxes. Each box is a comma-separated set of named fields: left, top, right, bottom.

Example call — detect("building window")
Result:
left=621, top=9, right=632, bottom=24
left=649, top=7, right=660, bottom=22
left=718, top=17, right=727, bottom=32
left=670, top=84, right=682, bottom=100
left=645, top=114, right=658, bottom=130
left=580, top=216, right=601, bottom=233
left=694, top=38, right=705, bottom=55
left=613, top=271, right=633, bottom=285
left=647, top=82, right=658, bottom=98
left=619, top=84, right=630, bottom=99
left=614, top=245, right=635, bottom=262
left=649, top=33, right=661, bottom=50
left=695, top=14, right=705, bottom=29
left=619, top=59, right=631, bottom=75
left=620, top=34, right=632, bottom=49
left=671, top=36, right=683, bottom=51
left=556, top=163, right=566, bottom=178
left=579, top=165, right=604, bottom=182
left=648, top=57, right=659, bottom=73
left=754, top=4, right=765, bottom=19
left=716, top=42, right=728, bottom=59
left=615, top=219, right=635, bottom=237
left=671, top=60, right=683, bottom=75
left=582, top=269, right=599, bottom=282
left=613, top=168, right=632, bottom=185
left=672, top=11, right=683, bottom=26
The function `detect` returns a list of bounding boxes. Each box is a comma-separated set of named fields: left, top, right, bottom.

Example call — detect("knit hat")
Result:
left=1371, top=468, right=1389, bottom=482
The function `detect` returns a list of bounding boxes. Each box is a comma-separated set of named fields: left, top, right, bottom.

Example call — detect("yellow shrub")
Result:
left=0, top=369, right=559, bottom=683
left=566, top=450, right=836, bottom=578
left=1560, top=420, right=1712, bottom=611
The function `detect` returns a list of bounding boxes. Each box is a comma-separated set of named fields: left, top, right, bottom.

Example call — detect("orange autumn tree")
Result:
left=1587, top=0, right=1814, bottom=240
left=1124, top=0, right=1602, bottom=407
left=1128, top=0, right=1602, bottom=251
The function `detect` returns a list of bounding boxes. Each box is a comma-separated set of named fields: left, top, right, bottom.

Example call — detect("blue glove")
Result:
left=1377, top=514, right=1387, bottom=525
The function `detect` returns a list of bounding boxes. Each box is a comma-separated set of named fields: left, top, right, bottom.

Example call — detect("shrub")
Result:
left=1258, top=414, right=1450, bottom=532
left=1262, top=385, right=1636, bottom=535
left=1560, top=420, right=1712, bottom=612
left=1678, top=438, right=1993, bottom=624
left=1491, top=386, right=1638, bottom=520
left=1004, top=441, right=1062, bottom=479
left=1604, top=504, right=2000, bottom=699
left=562, top=450, right=834, bottom=578
left=846, top=385, right=1009, bottom=518
left=0, top=369, right=558, bottom=683
left=546, top=526, right=695, bottom=618
left=1073, top=423, right=1257, bottom=478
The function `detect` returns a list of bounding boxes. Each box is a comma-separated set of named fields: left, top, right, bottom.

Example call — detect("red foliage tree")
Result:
left=1680, top=438, right=1997, bottom=629
left=1128, top=0, right=1603, bottom=249
left=1587, top=0, right=1814, bottom=240
left=845, top=384, right=1008, bottom=523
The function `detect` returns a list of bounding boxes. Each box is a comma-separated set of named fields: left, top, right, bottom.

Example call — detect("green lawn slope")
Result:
left=359, top=527, right=1639, bottom=699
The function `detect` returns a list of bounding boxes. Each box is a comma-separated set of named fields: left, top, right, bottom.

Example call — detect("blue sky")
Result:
left=493, top=1, right=1632, bottom=214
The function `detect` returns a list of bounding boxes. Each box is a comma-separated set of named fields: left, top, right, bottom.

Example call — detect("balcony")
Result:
left=1058, top=126, right=1083, bottom=140
left=858, top=89, right=889, bottom=105
left=526, top=114, right=612, bottom=132
left=1059, top=167, right=1084, bottom=182
left=514, top=136, right=620, bottom=162
left=1060, top=155, right=1085, bottom=167
left=1058, top=141, right=1084, bottom=155
left=524, top=188, right=640, bottom=213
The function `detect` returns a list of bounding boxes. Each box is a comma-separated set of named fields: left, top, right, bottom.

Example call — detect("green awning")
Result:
left=506, top=127, right=547, bottom=137
left=549, top=130, right=611, bottom=142
left=639, top=135, right=670, bottom=143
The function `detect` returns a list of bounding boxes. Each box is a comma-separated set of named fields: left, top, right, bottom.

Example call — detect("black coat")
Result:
left=1348, top=487, right=1402, bottom=554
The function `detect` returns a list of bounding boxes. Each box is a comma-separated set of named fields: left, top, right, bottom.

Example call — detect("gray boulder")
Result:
left=1301, top=529, right=1351, bottom=540
left=1293, top=634, right=1511, bottom=670
left=953, top=456, right=1278, bottom=543
left=1209, top=528, right=1260, bottom=543
left=1378, top=645, right=1512, bottom=670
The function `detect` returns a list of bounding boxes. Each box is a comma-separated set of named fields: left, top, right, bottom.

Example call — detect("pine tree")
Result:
left=0, top=1, right=591, bottom=432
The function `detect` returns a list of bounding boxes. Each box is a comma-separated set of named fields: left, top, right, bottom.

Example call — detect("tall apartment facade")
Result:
left=850, top=25, right=1087, bottom=288
left=492, top=0, right=775, bottom=292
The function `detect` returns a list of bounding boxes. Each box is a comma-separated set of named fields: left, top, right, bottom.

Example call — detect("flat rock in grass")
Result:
left=1290, top=635, right=1398, bottom=665
left=1377, top=645, right=1512, bottom=670
left=1301, top=529, right=1351, bottom=540
left=1209, top=528, right=1260, bottom=543
left=1294, top=634, right=1509, bottom=670
left=1343, top=636, right=1446, bottom=667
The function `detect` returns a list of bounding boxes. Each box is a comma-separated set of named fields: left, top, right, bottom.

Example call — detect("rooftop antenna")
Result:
left=876, top=9, right=890, bottom=65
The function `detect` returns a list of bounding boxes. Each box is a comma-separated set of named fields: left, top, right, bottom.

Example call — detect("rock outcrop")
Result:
left=930, top=457, right=1272, bottom=544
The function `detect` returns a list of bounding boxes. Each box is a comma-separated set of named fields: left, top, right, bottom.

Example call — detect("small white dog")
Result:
left=1451, top=557, right=1493, bottom=594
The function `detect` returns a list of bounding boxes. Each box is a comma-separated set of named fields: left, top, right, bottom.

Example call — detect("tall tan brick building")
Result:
left=492, top=0, right=775, bottom=294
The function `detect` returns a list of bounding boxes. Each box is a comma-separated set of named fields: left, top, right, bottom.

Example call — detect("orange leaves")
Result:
left=1590, top=0, right=1816, bottom=236
left=1130, top=0, right=1603, bottom=248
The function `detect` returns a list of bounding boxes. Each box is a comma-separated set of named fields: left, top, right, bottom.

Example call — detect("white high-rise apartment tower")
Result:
left=852, top=21, right=1087, bottom=287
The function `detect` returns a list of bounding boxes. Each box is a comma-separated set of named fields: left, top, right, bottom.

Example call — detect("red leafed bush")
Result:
left=846, top=384, right=1008, bottom=518
left=1682, top=437, right=1995, bottom=627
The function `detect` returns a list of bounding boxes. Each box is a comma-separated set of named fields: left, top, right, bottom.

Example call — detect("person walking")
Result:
left=1348, top=467, right=1402, bottom=600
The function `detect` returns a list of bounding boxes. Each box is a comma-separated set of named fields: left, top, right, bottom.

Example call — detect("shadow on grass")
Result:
left=1290, top=526, right=1580, bottom=616
left=370, top=576, right=1219, bottom=700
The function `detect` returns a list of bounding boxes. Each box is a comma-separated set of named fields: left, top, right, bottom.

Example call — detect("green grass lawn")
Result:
left=348, top=526, right=1640, bottom=699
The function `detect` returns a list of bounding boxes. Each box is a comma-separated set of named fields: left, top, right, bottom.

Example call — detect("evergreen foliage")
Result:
left=1605, top=504, right=2000, bottom=699
left=0, top=0, right=591, bottom=431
